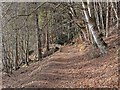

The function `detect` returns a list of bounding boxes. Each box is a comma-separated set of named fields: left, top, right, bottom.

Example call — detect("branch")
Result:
left=2, top=2, right=46, bottom=29
left=2, top=2, right=13, bottom=18
left=2, top=2, right=46, bottom=19
left=18, top=2, right=46, bottom=17
left=40, top=3, right=62, bottom=29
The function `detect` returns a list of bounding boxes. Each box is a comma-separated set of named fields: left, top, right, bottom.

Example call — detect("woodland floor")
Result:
left=2, top=34, right=119, bottom=88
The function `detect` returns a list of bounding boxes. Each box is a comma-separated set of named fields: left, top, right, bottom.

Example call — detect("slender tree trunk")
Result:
left=2, top=38, right=9, bottom=73
left=111, top=1, right=119, bottom=29
left=46, top=11, right=50, bottom=51
left=87, top=0, right=91, bottom=17
left=46, top=27, right=49, bottom=51
left=77, top=26, right=85, bottom=42
left=15, top=30, right=19, bottom=70
left=118, top=1, right=120, bottom=34
left=24, top=3, right=29, bottom=66
left=98, top=2, right=105, bottom=35
left=85, top=24, right=91, bottom=43
left=7, top=45, right=13, bottom=73
left=79, top=31, right=84, bottom=41
left=25, top=25, right=29, bottom=66
left=24, top=21, right=29, bottom=66
left=93, top=2, right=100, bottom=32
left=35, top=9, right=42, bottom=60
left=110, top=3, right=114, bottom=27
left=98, top=2, right=105, bottom=34
left=106, top=0, right=109, bottom=37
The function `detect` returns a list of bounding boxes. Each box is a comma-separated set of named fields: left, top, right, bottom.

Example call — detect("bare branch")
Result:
left=2, top=2, right=13, bottom=18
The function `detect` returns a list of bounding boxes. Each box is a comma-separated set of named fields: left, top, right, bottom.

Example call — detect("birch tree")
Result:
left=105, top=0, right=109, bottom=37
left=81, top=0, right=107, bottom=54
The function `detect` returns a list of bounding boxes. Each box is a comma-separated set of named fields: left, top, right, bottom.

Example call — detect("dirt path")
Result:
left=2, top=35, right=119, bottom=88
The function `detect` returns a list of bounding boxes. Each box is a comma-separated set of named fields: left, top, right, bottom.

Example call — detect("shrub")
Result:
left=55, top=34, right=68, bottom=45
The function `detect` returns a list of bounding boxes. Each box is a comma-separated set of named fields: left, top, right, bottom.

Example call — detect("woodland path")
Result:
left=2, top=34, right=119, bottom=88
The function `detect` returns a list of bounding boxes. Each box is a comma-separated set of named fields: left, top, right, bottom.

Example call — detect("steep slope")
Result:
left=2, top=34, right=119, bottom=88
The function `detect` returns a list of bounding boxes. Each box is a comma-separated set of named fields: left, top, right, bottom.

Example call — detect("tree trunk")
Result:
left=81, top=1, right=107, bottom=54
left=2, top=38, right=9, bottom=73
left=93, top=2, right=100, bottom=32
left=35, top=9, right=42, bottom=60
left=46, top=27, right=49, bottom=51
left=25, top=26, right=29, bottom=66
left=25, top=3, right=29, bottom=66
left=111, top=1, right=119, bottom=29
left=15, top=30, right=19, bottom=70
left=86, top=0, right=91, bottom=17
left=45, top=11, right=50, bottom=51
left=98, top=2, right=105, bottom=34
left=106, top=0, right=109, bottom=37
left=118, top=1, right=120, bottom=33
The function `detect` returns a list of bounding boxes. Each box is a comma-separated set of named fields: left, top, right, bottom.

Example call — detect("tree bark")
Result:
left=35, top=8, right=42, bottom=60
left=110, top=1, right=119, bottom=29
left=105, top=0, right=109, bottom=37
left=2, top=37, right=9, bottom=73
left=15, top=29, right=19, bottom=70
left=93, top=2, right=100, bottom=32
left=45, top=11, right=50, bottom=51
left=98, top=2, right=105, bottom=34
left=25, top=25, right=29, bottom=66
left=81, top=1, right=107, bottom=54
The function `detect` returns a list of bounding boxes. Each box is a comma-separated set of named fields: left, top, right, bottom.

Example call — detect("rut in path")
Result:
left=2, top=35, right=119, bottom=88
